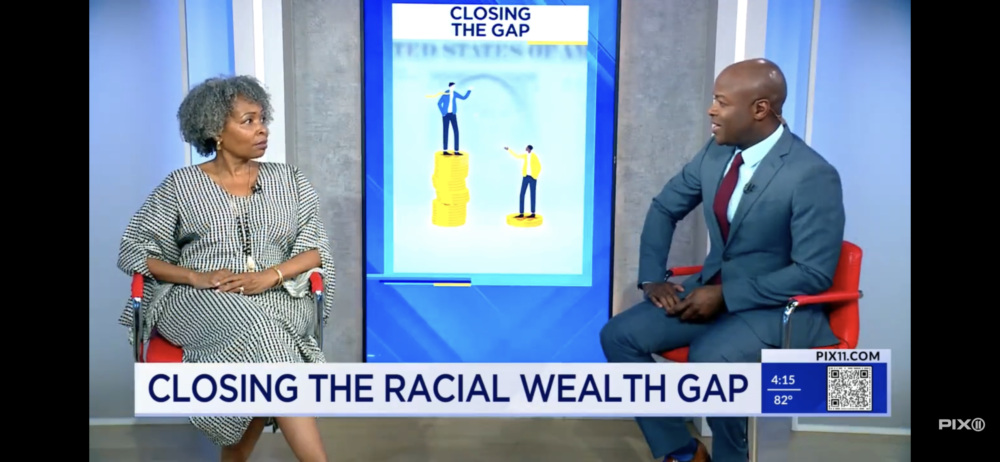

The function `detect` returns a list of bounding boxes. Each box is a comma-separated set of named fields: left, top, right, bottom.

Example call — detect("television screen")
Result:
left=362, top=0, right=621, bottom=362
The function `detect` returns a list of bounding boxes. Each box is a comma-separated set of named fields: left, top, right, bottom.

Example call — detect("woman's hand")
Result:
left=189, top=269, right=235, bottom=289
left=216, top=271, right=281, bottom=295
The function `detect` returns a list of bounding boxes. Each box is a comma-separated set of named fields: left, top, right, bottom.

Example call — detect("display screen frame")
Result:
left=360, top=0, right=623, bottom=363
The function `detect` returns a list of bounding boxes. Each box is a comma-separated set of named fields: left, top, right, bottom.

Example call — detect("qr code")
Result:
left=827, top=366, right=872, bottom=412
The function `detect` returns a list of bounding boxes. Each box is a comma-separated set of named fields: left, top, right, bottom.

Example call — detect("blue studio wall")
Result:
left=763, top=0, right=814, bottom=135
left=89, top=0, right=189, bottom=418
left=89, top=0, right=235, bottom=419
left=764, top=0, right=911, bottom=432
left=184, top=0, right=237, bottom=165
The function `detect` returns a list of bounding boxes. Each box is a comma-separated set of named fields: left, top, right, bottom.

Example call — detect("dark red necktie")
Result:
left=708, top=152, right=744, bottom=284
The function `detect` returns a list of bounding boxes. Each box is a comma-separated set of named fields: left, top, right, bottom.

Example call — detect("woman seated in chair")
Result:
left=117, top=75, right=335, bottom=462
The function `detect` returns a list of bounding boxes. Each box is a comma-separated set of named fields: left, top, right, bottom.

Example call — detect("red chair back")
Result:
left=660, top=240, right=862, bottom=361
left=131, top=272, right=325, bottom=363
left=131, top=273, right=184, bottom=363
left=143, top=335, right=183, bottom=363
left=824, top=241, right=862, bottom=349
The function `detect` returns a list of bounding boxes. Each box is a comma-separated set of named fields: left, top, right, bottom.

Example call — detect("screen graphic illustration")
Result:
left=428, top=82, right=473, bottom=227
left=431, top=149, right=470, bottom=227
left=363, top=0, right=620, bottom=363
left=504, top=144, right=542, bottom=227
left=433, top=82, right=472, bottom=155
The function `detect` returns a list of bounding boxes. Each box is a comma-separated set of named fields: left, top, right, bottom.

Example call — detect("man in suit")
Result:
left=437, top=82, right=472, bottom=155
left=503, top=144, right=542, bottom=218
left=599, top=58, right=844, bottom=462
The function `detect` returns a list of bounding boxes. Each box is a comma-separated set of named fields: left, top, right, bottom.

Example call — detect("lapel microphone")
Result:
left=743, top=183, right=755, bottom=193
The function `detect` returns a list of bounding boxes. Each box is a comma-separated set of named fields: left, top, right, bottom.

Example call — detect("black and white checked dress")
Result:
left=116, top=162, right=336, bottom=446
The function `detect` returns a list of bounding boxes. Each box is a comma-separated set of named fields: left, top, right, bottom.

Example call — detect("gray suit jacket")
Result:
left=638, top=129, right=843, bottom=348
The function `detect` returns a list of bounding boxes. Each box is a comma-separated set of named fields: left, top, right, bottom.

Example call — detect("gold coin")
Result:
left=432, top=162, right=468, bottom=172
left=431, top=173, right=467, bottom=183
left=434, top=158, right=468, bottom=170
left=433, top=181, right=467, bottom=190
left=433, top=152, right=470, bottom=176
left=433, top=217, right=466, bottom=227
left=432, top=214, right=467, bottom=220
left=432, top=202, right=467, bottom=226
left=434, top=157, right=469, bottom=164
left=433, top=171, right=468, bottom=181
left=506, top=213, right=543, bottom=228
left=433, top=168, right=468, bottom=176
left=436, top=199, right=470, bottom=206
left=433, top=154, right=469, bottom=164
left=434, top=150, right=470, bottom=158
left=432, top=200, right=468, bottom=215
left=435, top=189, right=470, bottom=205
left=430, top=151, right=470, bottom=227
left=434, top=170, right=467, bottom=178
left=432, top=198, right=466, bottom=207
left=432, top=209, right=466, bottom=215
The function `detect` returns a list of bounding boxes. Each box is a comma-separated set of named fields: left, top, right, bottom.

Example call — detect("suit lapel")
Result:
left=726, top=131, right=794, bottom=246
left=704, top=144, right=736, bottom=242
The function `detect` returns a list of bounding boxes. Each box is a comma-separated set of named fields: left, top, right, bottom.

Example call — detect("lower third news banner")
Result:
left=135, top=350, right=890, bottom=418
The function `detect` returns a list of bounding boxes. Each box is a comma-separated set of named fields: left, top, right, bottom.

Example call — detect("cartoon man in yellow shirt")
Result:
left=503, top=145, right=541, bottom=218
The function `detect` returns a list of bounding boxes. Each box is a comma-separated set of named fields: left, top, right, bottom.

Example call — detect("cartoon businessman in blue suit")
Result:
left=437, top=82, right=472, bottom=155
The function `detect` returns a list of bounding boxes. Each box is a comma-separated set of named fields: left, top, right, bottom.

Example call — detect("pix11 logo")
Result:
left=938, top=418, right=985, bottom=432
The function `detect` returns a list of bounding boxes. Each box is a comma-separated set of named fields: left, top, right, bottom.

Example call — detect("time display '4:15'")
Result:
left=771, top=375, right=795, bottom=385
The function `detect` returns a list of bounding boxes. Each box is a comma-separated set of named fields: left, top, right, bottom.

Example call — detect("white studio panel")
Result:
left=707, top=0, right=768, bottom=253
left=714, top=0, right=769, bottom=79
left=233, top=0, right=287, bottom=164
left=694, top=0, right=770, bottom=439
left=178, top=0, right=192, bottom=166
left=803, top=0, right=821, bottom=147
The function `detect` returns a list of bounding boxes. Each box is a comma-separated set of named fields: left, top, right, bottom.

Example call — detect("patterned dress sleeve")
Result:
left=116, top=172, right=182, bottom=343
left=288, top=166, right=336, bottom=323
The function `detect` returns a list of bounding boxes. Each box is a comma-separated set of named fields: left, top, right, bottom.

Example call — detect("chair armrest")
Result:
left=782, top=290, right=862, bottom=349
left=131, top=273, right=144, bottom=362
left=309, top=272, right=323, bottom=294
left=666, top=265, right=703, bottom=278
left=309, top=272, right=325, bottom=348
left=789, top=290, right=863, bottom=307
left=131, top=273, right=144, bottom=299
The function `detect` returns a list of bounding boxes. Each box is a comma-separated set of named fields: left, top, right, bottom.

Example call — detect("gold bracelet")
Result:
left=272, top=267, right=284, bottom=287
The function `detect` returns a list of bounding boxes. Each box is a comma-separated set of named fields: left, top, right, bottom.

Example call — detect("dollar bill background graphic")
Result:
left=391, top=39, right=588, bottom=276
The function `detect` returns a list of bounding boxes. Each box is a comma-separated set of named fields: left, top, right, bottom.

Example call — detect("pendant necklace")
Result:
left=228, top=167, right=257, bottom=272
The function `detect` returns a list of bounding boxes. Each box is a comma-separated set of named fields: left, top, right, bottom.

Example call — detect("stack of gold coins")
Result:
left=431, top=150, right=470, bottom=227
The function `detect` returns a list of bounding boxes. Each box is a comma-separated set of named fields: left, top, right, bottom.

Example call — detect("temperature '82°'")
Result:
left=774, top=395, right=793, bottom=405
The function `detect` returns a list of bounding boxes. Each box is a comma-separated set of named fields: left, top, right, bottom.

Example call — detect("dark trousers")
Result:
left=519, top=176, right=537, bottom=214
left=600, top=301, right=769, bottom=462
left=442, top=113, right=459, bottom=151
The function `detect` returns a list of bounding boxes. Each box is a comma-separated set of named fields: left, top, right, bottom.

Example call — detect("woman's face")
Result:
left=218, top=96, right=268, bottom=160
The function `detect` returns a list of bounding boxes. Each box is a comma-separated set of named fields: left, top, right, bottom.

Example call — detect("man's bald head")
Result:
left=721, top=58, right=787, bottom=115
left=708, top=58, right=788, bottom=148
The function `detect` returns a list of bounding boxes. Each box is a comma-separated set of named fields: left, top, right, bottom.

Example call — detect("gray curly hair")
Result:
left=177, top=75, right=273, bottom=156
